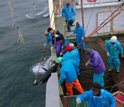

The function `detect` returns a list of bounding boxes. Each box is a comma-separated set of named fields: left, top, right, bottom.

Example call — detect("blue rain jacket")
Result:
left=105, top=40, right=123, bottom=57
left=73, top=26, right=85, bottom=40
left=62, top=6, right=76, bottom=20
left=88, top=50, right=106, bottom=74
left=59, top=60, right=77, bottom=84
left=46, top=32, right=54, bottom=47
left=76, top=89, right=116, bottom=107
left=63, top=49, right=80, bottom=75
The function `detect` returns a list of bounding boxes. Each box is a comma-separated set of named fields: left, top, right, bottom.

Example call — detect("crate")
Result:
left=113, top=91, right=124, bottom=107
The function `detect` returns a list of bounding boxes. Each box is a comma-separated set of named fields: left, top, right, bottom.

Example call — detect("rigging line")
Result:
left=85, top=3, right=123, bottom=38
left=76, top=11, right=121, bottom=48
left=34, top=43, right=46, bottom=84
left=8, top=1, right=24, bottom=44
left=34, top=0, right=61, bottom=84
left=52, top=0, right=61, bottom=58
left=76, top=3, right=123, bottom=47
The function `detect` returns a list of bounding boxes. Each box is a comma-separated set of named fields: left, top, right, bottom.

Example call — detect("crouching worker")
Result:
left=85, top=49, right=106, bottom=88
left=76, top=83, right=116, bottom=107
left=56, top=57, right=84, bottom=96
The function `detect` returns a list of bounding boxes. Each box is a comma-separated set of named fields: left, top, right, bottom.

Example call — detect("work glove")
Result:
left=50, top=47, right=53, bottom=51
left=121, top=55, right=124, bottom=58
left=55, top=34, right=58, bottom=38
left=76, top=98, right=81, bottom=104
left=44, top=43, right=47, bottom=47
left=60, top=52, right=63, bottom=56
left=107, top=53, right=110, bottom=57
left=85, top=59, right=90, bottom=67
left=81, top=37, right=84, bottom=40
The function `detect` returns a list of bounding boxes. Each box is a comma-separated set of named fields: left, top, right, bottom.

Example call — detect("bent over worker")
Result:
left=105, top=36, right=123, bottom=73
left=44, top=27, right=54, bottom=50
left=73, top=22, right=86, bottom=50
left=62, top=3, right=76, bottom=31
left=85, top=49, right=106, bottom=87
left=56, top=57, right=84, bottom=96
left=76, top=82, right=116, bottom=107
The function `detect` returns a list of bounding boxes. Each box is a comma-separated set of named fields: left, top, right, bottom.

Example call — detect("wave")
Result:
left=25, top=8, right=49, bottom=19
left=43, top=12, right=49, bottom=17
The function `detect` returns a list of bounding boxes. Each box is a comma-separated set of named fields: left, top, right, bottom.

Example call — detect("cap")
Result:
left=76, top=22, right=80, bottom=26
left=91, top=82, right=101, bottom=92
left=56, top=57, right=63, bottom=63
left=66, top=3, right=70, bottom=6
left=110, top=36, right=117, bottom=42
left=65, top=45, right=73, bottom=51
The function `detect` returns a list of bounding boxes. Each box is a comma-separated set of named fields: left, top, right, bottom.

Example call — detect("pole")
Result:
left=76, top=11, right=121, bottom=48
left=81, top=0, right=84, bottom=27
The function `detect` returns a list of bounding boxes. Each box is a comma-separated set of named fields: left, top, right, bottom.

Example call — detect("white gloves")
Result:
left=51, top=47, right=53, bottom=51
left=107, top=53, right=110, bottom=57
left=44, top=43, right=47, bottom=47
left=76, top=98, right=81, bottom=104
left=60, top=52, right=63, bottom=56
left=81, top=37, right=84, bottom=40
left=85, top=59, right=90, bottom=66
left=55, top=34, right=58, bottom=37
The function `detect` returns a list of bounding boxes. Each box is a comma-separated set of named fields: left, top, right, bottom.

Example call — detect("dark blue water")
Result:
left=0, top=0, right=50, bottom=106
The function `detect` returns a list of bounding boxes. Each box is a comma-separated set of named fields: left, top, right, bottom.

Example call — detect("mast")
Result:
left=81, top=0, right=84, bottom=28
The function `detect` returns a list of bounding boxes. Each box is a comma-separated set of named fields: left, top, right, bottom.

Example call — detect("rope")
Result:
left=8, top=1, right=24, bottom=44
left=76, top=9, right=121, bottom=48
left=33, top=0, right=61, bottom=84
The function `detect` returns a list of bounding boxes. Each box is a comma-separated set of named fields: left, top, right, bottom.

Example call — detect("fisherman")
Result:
left=62, top=38, right=70, bottom=55
left=73, top=22, right=86, bottom=50
left=54, top=30, right=64, bottom=57
left=62, top=3, right=76, bottom=31
left=44, top=27, right=54, bottom=50
left=85, top=49, right=106, bottom=88
left=56, top=57, right=84, bottom=96
left=105, top=36, right=124, bottom=73
left=69, top=43, right=80, bottom=76
left=63, top=45, right=80, bottom=76
left=76, top=82, right=116, bottom=107
left=44, top=27, right=64, bottom=57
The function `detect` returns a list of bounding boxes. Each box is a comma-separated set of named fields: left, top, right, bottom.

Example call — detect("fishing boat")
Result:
left=34, top=0, right=124, bottom=106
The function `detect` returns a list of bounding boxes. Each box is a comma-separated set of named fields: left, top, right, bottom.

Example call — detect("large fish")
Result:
left=33, top=65, right=57, bottom=86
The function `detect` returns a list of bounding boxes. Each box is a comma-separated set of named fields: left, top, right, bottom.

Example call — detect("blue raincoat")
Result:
left=76, top=89, right=116, bottom=107
left=88, top=50, right=106, bottom=74
left=59, top=60, right=77, bottom=84
left=88, top=50, right=106, bottom=87
left=73, top=26, right=86, bottom=49
left=46, top=32, right=54, bottom=47
left=62, top=6, right=76, bottom=21
left=63, top=49, right=80, bottom=75
left=105, top=40, right=123, bottom=70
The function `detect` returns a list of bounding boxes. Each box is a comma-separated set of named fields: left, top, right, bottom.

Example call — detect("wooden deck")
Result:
left=78, top=38, right=124, bottom=93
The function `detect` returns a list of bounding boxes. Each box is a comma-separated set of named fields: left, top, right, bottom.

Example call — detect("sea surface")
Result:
left=0, top=0, right=50, bottom=107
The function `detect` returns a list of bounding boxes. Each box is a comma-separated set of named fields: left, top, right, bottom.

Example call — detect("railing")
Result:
left=76, top=0, right=119, bottom=5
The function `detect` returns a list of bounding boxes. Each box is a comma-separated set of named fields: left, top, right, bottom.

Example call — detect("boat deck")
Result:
left=78, top=38, right=124, bottom=93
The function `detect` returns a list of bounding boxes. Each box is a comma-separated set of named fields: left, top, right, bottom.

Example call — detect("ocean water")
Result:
left=0, top=0, right=50, bottom=107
